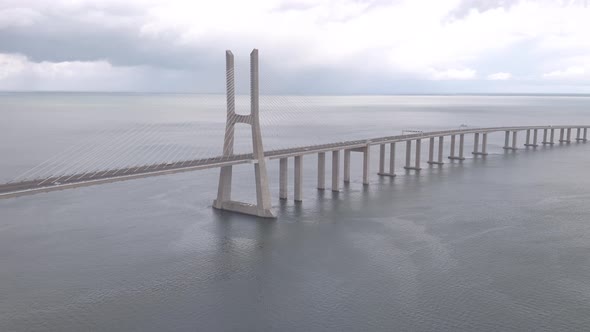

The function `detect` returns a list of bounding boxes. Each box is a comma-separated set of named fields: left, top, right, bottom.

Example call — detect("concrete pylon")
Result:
left=213, top=49, right=276, bottom=218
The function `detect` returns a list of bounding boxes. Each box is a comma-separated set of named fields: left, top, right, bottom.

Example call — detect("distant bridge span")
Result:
left=1, top=49, right=588, bottom=218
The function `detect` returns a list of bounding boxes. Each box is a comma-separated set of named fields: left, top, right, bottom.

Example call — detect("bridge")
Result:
left=1, top=49, right=588, bottom=218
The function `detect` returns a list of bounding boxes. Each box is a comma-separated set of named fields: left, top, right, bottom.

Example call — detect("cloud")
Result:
left=0, top=8, right=41, bottom=28
left=543, top=66, right=587, bottom=80
left=0, top=0, right=589, bottom=93
left=0, top=53, right=211, bottom=91
left=487, top=72, right=512, bottom=80
left=430, top=68, right=477, bottom=80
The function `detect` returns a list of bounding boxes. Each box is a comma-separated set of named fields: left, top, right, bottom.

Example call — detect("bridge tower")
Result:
left=212, top=49, right=276, bottom=218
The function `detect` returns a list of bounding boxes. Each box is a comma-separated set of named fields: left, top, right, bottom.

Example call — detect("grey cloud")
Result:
left=0, top=14, right=221, bottom=71
left=447, top=0, right=521, bottom=20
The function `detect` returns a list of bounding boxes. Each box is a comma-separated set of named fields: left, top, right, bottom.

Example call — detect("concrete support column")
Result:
left=379, top=143, right=396, bottom=177
left=294, top=156, right=302, bottom=202
left=379, top=144, right=385, bottom=174
left=512, top=131, right=518, bottom=149
left=584, top=128, right=588, bottom=141
left=279, top=158, right=288, bottom=200
left=405, top=140, right=412, bottom=168
left=362, top=145, right=370, bottom=185
left=542, top=128, right=549, bottom=144
left=473, top=133, right=480, bottom=154
left=388, top=143, right=396, bottom=176
left=567, top=128, right=572, bottom=142
left=449, top=134, right=465, bottom=159
left=458, top=134, right=465, bottom=160
left=576, top=128, right=584, bottom=142
left=343, top=149, right=351, bottom=183
left=504, top=131, right=510, bottom=149
left=415, top=139, right=422, bottom=170
left=473, top=133, right=488, bottom=156
left=332, top=150, right=340, bottom=192
left=428, top=136, right=444, bottom=165
left=438, top=136, right=444, bottom=163
left=526, top=129, right=538, bottom=147
left=428, top=137, right=435, bottom=163
left=404, top=139, right=421, bottom=171
left=317, top=152, right=325, bottom=190
left=559, top=128, right=566, bottom=143
left=550, top=128, right=555, bottom=144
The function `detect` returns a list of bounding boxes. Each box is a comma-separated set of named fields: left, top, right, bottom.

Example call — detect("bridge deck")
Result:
left=0, top=125, right=587, bottom=198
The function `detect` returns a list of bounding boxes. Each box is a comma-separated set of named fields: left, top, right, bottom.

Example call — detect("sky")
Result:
left=0, top=0, right=589, bottom=94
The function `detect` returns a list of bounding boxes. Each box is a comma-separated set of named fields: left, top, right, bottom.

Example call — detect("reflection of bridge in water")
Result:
left=1, top=49, right=588, bottom=218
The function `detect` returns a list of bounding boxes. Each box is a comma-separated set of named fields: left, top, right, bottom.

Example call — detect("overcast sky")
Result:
left=0, top=0, right=588, bottom=94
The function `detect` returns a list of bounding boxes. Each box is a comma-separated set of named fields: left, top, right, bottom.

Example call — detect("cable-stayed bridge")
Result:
left=1, top=49, right=588, bottom=218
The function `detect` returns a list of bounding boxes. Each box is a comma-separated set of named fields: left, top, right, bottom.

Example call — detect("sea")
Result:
left=1, top=93, right=590, bottom=331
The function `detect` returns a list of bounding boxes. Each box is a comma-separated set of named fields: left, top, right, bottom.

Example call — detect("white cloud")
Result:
left=487, top=72, right=512, bottom=80
left=430, top=68, right=477, bottom=80
left=0, top=53, right=151, bottom=91
left=543, top=66, right=587, bottom=80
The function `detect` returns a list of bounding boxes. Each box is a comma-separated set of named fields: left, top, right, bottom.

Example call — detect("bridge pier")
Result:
left=473, top=132, right=488, bottom=156
left=427, top=136, right=445, bottom=165
left=449, top=134, right=465, bottom=160
left=524, top=129, right=539, bottom=147
left=503, top=130, right=518, bottom=150
left=542, top=128, right=553, bottom=145
left=294, top=156, right=302, bottom=202
left=317, top=152, right=325, bottom=190
left=342, top=145, right=371, bottom=184
left=428, top=137, right=435, bottom=163
left=378, top=143, right=396, bottom=177
left=559, top=128, right=571, bottom=143
left=279, top=158, right=288, bottom=200
left=344, top=149, right=351, bottom=183
left=512, top=131, right=518, bottom=149
left=332, top=150, right=340, bottom=192
left=404, top=139, right=422, bottom=170
left=363, top=145, right=370, bottom=185
left=575, top=128, right=587, bottom=142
